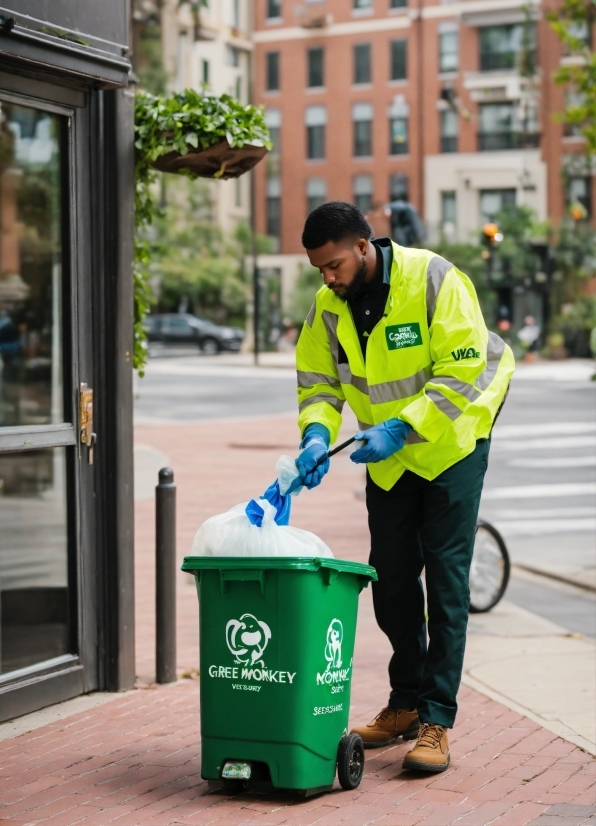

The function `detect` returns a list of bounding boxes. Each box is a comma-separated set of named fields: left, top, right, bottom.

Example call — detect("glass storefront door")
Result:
left=0, top=100, right=74, bottom=683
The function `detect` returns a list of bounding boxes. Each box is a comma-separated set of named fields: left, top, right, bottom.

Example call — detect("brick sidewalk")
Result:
left=0, top=414, right=594, bottom=826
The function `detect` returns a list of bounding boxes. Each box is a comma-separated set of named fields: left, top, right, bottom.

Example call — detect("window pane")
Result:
left=266, top=198, right=281, bottom=236
left=308, top=47, right=324, bottom=88
left=439, top=31, right=459, bottom=72
left=307, top=178, right=326, bottom=199
left=479, top=24, right=535, bottom=71
left=354, top=121, right=372, bottom=156
left=266, top=52, right=279, bottom=90
left=390, top=174, right=408, bottom=201
left=441, top=191, right=457, bottom=224
left=354, top=0, right=372, bottom=7
left=390, top=0, right=407, bottom=7
left=568, top=177, right=592, bottom=218
left=480, top=189, right=516, bottom=222
left=389, top=117, right=408, bottom=154
left=0, top=101, right=64, bottom=428
left=390, top=40, right=407, bottom=80
left=440, top=109, right=458, bottom=152
left=354, top=44, right=371, bottom=84
left=0, top=447, right=70, bottom=676
left=267, top=0, right=281, bottom=19
left=307, top=125, right=325, bottom=159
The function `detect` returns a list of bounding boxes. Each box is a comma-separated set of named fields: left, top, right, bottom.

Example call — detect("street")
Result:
left=135, top=353, right=596, bottom=639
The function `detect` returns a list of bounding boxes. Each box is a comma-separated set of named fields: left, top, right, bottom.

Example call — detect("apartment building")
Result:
left=161, top=0, right=253, bottom=233
left=253, top=0, right=594, bottom=256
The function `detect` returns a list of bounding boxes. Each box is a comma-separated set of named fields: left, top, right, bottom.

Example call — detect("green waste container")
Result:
left=181, top=556, right=377, bottom=796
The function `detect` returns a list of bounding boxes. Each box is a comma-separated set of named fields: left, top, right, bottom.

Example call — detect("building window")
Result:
left=307, top=178, right=327, bottom=213
left=441, top=191, right=457, bottom=227
left=235, top=177, right=243, bottom=208
left=478, top=103, right=515, bottom=150
left=390, top=0, right=407, bottom=7
left=568, top=177, right=592, bottom=217
left=232, top=0, right=240, bottom=28
left=390, top=39, right=407, bottom=81
left=353, top=102, right=373, bottom=157
left=201, top=59, right=210, bottom=84
left=266, top=176, right=281, bottom=237
left=227, top=45, right=240, bottom=66
left=354, top=43, right=371, bottom=84
left=354, top=0, right=372, bottom=8
left=266, top=52, right=280, bottom=90
left=267, top=0, right=282, bottom=19
left=353, top=175, right=373, bottom=214
left=306, top=105, right=326, bottom=159
left=266, top=109, right=281, bottom=156
left=479, top=24, right=535, bottom=72
left=439, top=29, right=459, bottom=73
left=480, top=189, right=516, bottom=223
left=308, top=47, right=324, bottom=88
left=390, top=174, right=408, bottom=202
left=389, top=115, right=408, bottom=155
left=440, top=109, right=458, bottom=152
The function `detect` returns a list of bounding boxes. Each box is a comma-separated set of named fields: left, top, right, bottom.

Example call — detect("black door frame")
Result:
left=0, top=68, right=135, bottom=721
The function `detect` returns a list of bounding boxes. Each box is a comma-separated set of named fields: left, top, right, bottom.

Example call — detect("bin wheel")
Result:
left=337, top=733, right=365, bottom=790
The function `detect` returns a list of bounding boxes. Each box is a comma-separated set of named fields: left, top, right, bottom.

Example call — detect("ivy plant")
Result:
left=133, top=90, right=271, bottom=373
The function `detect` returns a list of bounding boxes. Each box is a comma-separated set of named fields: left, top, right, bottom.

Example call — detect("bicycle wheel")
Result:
left=469, top=520, right=510, bottom=613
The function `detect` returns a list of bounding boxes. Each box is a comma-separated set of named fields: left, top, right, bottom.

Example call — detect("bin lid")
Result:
left=181, top=556, right=377, bottom=582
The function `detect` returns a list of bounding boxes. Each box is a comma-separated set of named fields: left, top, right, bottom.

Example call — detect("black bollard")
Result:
left=156, top=467, right=176, bottom=684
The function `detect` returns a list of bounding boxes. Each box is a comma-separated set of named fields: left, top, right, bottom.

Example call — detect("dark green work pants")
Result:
left=366, top=438, right=490, bottom=728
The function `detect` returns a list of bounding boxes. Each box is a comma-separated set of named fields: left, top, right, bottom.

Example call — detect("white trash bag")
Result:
left=191, top=498, right=333, bottom=558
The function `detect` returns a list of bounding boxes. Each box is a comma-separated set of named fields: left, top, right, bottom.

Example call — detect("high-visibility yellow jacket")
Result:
left=296, top=239, right=515, bottom=490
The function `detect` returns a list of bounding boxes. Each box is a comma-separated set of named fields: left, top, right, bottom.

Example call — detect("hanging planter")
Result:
left=151, top=137, right=267, bottom=179
left=133, top=90, right=272, bottom=374
left=135, top=89, right=271, bottom=180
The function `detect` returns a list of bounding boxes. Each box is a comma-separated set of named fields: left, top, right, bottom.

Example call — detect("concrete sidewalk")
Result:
left=0, top=412, right=594, bottom=826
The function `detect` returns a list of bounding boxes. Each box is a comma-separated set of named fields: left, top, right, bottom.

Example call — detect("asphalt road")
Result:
left=135, top=353, right=596, bottom=637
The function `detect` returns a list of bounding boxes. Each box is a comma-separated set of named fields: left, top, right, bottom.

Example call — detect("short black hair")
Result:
left=302, top=201, right=373, bottom=250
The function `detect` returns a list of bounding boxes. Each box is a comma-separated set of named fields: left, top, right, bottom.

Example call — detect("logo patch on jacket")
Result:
left=451, top=347, right=480, bottom=360
left=385, top=323, right=423, bottom=351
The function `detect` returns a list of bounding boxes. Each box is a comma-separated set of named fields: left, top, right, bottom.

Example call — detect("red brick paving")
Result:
left=0, top=413, right=594, bottom=825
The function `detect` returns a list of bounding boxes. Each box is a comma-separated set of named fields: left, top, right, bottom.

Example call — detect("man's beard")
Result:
left=328, top=256, right=368, bottom=302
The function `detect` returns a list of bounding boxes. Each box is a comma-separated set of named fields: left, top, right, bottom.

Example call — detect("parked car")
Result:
left=144, top=314, right=244, bottom=355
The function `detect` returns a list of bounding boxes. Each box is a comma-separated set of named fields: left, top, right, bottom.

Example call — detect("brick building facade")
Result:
left=253, top=0, right=595, bottom=256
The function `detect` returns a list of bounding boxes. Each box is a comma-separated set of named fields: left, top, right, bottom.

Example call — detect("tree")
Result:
left=548, top=0, right=596, bottom=153
left=287, top=265, right=323, bottom=329
left=151, top=175, right=272, bottom=326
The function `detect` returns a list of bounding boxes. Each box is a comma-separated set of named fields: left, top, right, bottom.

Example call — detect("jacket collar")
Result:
left=372, top=237, right=394, bottom=286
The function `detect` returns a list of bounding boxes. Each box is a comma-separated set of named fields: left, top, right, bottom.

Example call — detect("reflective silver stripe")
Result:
left=321, top=311, right=369, bottom=395
left=305, top=301, right=316, bottom=328
left=338, top=363, right=369, bottom=394
left=369, top=366, right=432, bottom=405
left=477, top=332, right=506, bottom=391
left=357, top=420, right=373, bottom=431
left=405, top=430, right=427, bottom=444
left=431, top=375, right=481, bottom=402
left=426, top=256, right=453, bottom=326
left=298, top=393, right=345, bottom=414
left=321, top=310, right=339, bottom=363
left=426, top=389, right=463, bottom=421
left=297, top=370, right=341, bottom=389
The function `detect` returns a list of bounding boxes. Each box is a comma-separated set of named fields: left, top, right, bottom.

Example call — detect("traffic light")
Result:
left=483, top=223, right=504, bottom=245
left=569, top=201, right=587, bottom=221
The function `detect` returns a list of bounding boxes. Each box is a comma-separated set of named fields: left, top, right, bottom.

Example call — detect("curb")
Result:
left=513, top=563, right=596, bottom=594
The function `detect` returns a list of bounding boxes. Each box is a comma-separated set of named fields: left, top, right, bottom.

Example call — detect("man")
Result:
left=293, top=202, right=514, bottom=772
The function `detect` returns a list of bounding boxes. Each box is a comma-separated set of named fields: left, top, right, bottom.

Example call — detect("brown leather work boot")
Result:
left=350, top=707, right=419, bottom=749
left=402, top=723, right=450, bottom=772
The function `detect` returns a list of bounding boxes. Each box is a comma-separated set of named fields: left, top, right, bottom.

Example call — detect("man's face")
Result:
left=306, top=239, right=368, bottom=300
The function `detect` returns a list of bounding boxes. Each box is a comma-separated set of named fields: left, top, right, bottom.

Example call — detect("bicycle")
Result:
left=469, top=519, right=511, bottom=613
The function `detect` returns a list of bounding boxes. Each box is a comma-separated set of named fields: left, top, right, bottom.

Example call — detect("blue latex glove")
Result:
left=350, top=419, right=412, bottom=464
left=288, top=423, right=331, bottom=492
left=245, top=479, right=291, bottom=527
